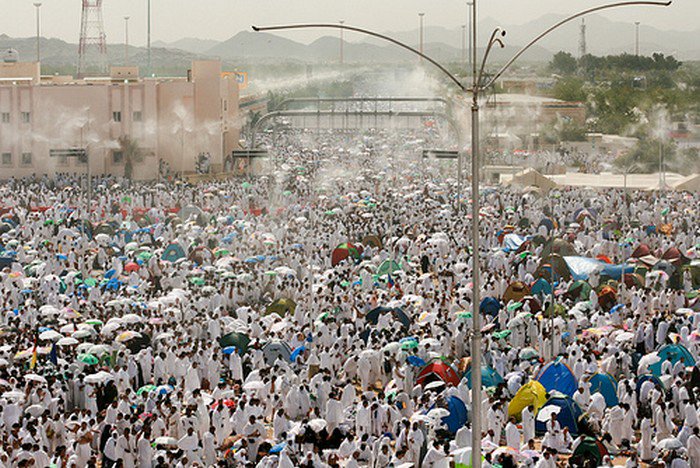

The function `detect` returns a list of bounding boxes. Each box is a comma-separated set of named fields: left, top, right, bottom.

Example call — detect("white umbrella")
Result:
left=424, top=381, right=445, bottom=391
left=427, top=408, right=450, bottom=419
left=153, top=436, right=178, bottom=447
left=72, top=329, right=93, bottom=339
left=121, top=313, right=143, bottom=324
left=536, top=405, right=561, bottom=422
left=1, top=391, right=24, bottom=400
left=242, top=381, right=265, bottom=391
left=657, top=437, right=683, bottom=450
left=39, top=305, right=60, bottom=316
left=84, top=371, right=114, bottom=384
left=308, top=418, right=327, bottom=432
left=57, top=337, right=79, bottom=346
left=24, top=374, right=47, bottom=384
left=38, top=330, right=63, bottom=341
left=26, top=404, right=46, bottom=417
left=637, top=352, right=661, bottom=373
left=614, top=332, right=635, bottom=343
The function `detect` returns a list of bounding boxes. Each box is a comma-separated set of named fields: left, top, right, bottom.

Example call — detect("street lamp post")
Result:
left=252, top=3, right=671, bottom=467
left=34, top=3, right=42, bottom=63
left=467, top=2, right=473, bottom=78
left=635, top=21, right=641, bottom=55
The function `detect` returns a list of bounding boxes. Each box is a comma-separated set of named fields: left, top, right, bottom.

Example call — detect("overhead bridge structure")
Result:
left=249, top=97, right=458, bottom=148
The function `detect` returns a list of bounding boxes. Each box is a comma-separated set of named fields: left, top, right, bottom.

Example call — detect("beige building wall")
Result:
left=0, top=60, right=240, bottom=180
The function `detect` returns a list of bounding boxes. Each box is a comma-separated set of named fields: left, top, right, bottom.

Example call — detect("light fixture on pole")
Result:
left=124, top=16, right=130, bottom=65
left=252, top=4, right=672, bottom=468
left=34, top=3, right=42, bottom=63
left=467, top=2, right=473, bottom=77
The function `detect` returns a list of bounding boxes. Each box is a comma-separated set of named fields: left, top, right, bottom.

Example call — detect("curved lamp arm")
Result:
left=481, top=1, right=672, bottom=90
left=252, top=23, right=468, bottom=93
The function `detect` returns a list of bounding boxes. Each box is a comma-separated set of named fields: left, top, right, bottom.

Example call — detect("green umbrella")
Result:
left=219, top=332, right=250, bottom=353
left=121, top=196, right=132, bottom=203
left=506, top=301, right=523, bottom=312
left=189, top=277, right=205, bottom=286
left=457, top=312, right=472, bottom=320
left=137, top=384, right=157, bottom=395
left=137, top=251, right=154, bottom=262
left=85, top=319, right=103, bottom=327
left=324, top=210, right=336, bottom=216
left=241, top=182, right=252, bottom=189
left=377, top=259, right=402, bottom=277
left=264, top=271, right=278, bottom=277
left=401, top=341, right=418, bottom=350
left=493, top=330, right=512, bottom=340
left=282, top=190, right=292, bottom=196
left=84, top=278, right=98, bottom=287
left=316, top=312, right=330, bottom=323
left=77, top=353, right=99, bottom=365
left=214, top=249, right=230, bottom=258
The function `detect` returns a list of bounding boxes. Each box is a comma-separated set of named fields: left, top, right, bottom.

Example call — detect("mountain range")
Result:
left=1, top=13, right=697, bottom=74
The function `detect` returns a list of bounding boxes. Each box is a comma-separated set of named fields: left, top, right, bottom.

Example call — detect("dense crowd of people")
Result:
left=0, top=128, right=697, bottom=467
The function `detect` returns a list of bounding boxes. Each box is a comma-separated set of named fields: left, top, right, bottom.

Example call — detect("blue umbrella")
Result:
left=105, top=269, right=116, bottom=279
left=407, top=355, right=426, bottom=367
left=20, top=289, right=33, bottom=294
left=244, top=257, right=258, bottom=264
left=56, top=254, right=68, bottom=261
left=222, top=346, right=237, bottom=355
left=609, top=304, right=624, bottom=314
left=290, top=345, right=306, bottom=362
left=269, top=442, right=286, bottom=454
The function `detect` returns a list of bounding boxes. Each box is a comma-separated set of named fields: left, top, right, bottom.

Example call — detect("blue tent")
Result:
left=588, top=373, right=618, bottom=407
left=650, top=344, right=696, bottom=376
left=479, top=297, right=501, bottom=317
left=441, top=396, right=468, bottom=434
left=636, top=374, right=664, bottom=394
left=162, top=243, right=186, bottom=262
left=535, top=394, right=584, bottom=436
left=531, top=278, right=552, bottom=297
left=465, top=366, right=505, bottom=389
left=536, top=360, right=578, bottom=397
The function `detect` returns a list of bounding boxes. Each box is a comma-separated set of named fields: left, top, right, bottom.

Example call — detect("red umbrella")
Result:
left=125, top=262, right=140, bottom=273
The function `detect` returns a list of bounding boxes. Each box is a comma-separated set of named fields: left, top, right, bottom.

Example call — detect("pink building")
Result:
left=0, top=53, right=241, bottom=179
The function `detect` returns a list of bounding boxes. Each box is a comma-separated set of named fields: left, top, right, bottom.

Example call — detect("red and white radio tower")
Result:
left=77, top=0, right=107, bottom=76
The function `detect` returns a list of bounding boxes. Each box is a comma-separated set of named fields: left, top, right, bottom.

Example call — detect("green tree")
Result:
left=549, top=51, right=578, bottom=75
left=552, top=77, right=587, bottom=102
left=119, top=136, right=144, bottom=180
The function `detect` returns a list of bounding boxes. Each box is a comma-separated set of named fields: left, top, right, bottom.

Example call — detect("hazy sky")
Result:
left=1, top=0, right=697, bottom=45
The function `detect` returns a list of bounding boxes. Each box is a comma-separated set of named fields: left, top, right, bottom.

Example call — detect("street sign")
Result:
left=422, top=149, right=459, bottom=159
left=232, top=149, right=268, bottom=159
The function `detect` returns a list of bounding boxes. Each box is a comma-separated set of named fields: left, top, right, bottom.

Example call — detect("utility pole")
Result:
left=147, top=0, right=152, bottom=76
left=34, top=3, right=42, bottom=64
left=124, top=16, right=130, bottom=65
left=462, top=25, right=467, bottom=64
left=419, top=13, right=425, bottom=61
left=339, top=20, right=345, bottom=65
left=467, top=2, right=473, bottom=78
left=635, top=21, right=640, bottom=55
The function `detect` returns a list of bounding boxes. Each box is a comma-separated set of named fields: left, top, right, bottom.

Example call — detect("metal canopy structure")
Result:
left=250, top=96, right=457, bottom=148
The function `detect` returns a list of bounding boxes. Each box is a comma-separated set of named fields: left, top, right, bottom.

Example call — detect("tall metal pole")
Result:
left=339, top=20, right=345, bottom=65
left=635, top=21, right=640, bottom=55
left=419, top=13, right=425, bottom=61
left=124, top=16, right=130, bottom=65
left=470, top=1, right=482, bottom=467
left=34, top=3, right=42, bottom=63
left=462, top=25, right=467, bottom=64
left=147, top=0, right=152, bottom=76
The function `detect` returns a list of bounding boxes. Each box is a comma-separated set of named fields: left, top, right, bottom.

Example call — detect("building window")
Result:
left=1, top=153, right=11, bottom=166
left=21, top=112, right=31, bottom=124
left=21, top=152, right=32, bottom=166
left=1, top=113, right=9, bottom=123
left=112, top=111, right=122, bottom=122
left=133, top=111, right=142, bottom=122
left=112, top=151, right=124, bottom=165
